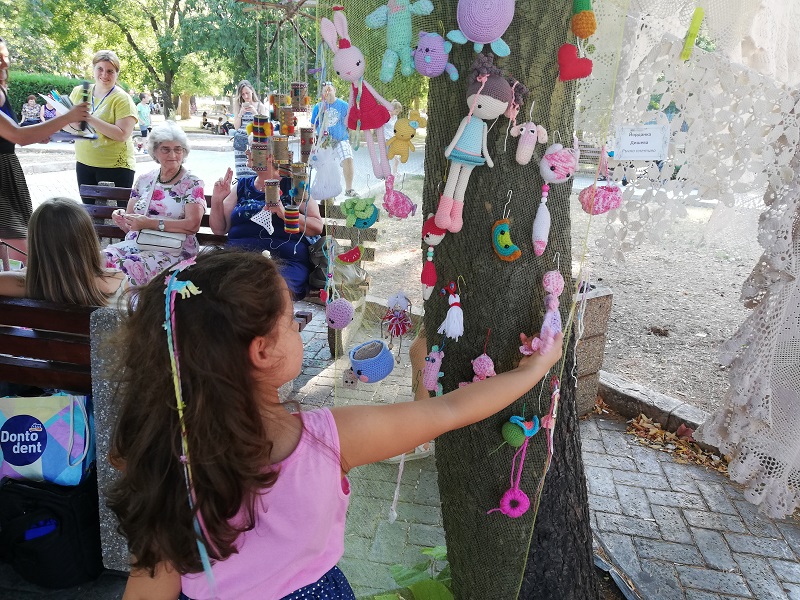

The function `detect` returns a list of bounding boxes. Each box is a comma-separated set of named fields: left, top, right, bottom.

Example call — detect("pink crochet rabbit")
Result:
left=520, top=270, right=564, bottom=356
left=320, top=9, right=393, bottom=179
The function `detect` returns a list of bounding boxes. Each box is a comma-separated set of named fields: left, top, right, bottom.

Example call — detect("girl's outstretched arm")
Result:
left=333, top=333, right=563, bottom=470
left=122, top=562, right=181, bottom=600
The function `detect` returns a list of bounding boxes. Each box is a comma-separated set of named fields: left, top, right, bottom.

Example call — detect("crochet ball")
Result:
left=502, top=421, right=527, bottom=448
left=571, top=11, right=597, bottom=39
left=326, top=298, right=354, bottom=329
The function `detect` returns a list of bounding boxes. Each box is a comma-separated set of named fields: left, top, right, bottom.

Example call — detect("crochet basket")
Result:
left=578, top=183, right=622, bottom=215
left=349, top=340, right=394, bottom=383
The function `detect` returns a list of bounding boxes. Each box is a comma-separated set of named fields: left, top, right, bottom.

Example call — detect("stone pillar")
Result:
left=575, top=286, right=613, bottom=416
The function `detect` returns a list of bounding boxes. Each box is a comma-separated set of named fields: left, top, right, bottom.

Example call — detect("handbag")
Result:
left=0, top=393, right=94, bottom=487
left=135, top=229, right=187, bottom=254
left=0, top=466, right=103, bottom=588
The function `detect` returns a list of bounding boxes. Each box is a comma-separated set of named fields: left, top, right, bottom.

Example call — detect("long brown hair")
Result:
left=107, top=249, right=288, bottom=574
left=25, top=198, right=111, bottom=306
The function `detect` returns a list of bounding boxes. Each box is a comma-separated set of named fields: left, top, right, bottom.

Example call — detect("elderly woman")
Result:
left=104, top=121, right=206, bottom=286
left=210, top=148, right=322, bottom=299
left=19, top=95, right=41, bottom=126
left=69, top=50, right=138, bottom=191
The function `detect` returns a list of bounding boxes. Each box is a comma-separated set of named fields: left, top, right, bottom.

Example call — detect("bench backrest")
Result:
left=0, top=296, right=99, bottom=394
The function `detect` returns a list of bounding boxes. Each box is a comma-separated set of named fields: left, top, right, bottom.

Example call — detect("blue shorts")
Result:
left=179, top=565, right=355, bottom=600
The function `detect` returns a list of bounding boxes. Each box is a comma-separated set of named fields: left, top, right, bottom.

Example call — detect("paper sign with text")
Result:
left=614, top=124, right=669, bottom=161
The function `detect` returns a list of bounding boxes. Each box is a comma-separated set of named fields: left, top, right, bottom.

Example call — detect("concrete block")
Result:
left=599, top=370, right=682, bottom=423
left=667, top=402, right=711, bottom=432
left=576, top=334, right=608, bottom=377
left=577, top=371, right=601, bottom=416
left=575, top=285, right=613, bottom=339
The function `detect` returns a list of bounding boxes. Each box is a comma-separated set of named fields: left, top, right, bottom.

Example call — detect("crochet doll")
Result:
left=365, top=0, right=434, bottom=83
left=320, top=9, right=394, bottom=179
left=435, top=55, right=527, bottom=233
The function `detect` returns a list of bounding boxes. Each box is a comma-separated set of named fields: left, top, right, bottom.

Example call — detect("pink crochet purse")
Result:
left=578, top=147, right=622, bottom=215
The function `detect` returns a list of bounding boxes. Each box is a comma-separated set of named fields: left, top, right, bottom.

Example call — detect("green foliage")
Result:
left=378, top=546, right=452, bottom=600
left=4, top=70, right=82, bottom=113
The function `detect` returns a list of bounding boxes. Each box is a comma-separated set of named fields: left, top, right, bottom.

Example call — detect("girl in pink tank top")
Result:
left=110, top=249, right=563, bottom=600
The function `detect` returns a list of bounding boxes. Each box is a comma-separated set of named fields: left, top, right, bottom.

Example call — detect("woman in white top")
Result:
left=232, top=80, right=267, bottom=178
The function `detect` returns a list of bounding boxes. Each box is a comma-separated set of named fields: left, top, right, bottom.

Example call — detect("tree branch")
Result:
left=168, top=0, right=181, bottom=30
left=103, top=12, right=163, bottom=86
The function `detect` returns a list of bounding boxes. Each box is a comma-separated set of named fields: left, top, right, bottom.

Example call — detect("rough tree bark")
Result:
left=422, top=2, right=598, bottom=599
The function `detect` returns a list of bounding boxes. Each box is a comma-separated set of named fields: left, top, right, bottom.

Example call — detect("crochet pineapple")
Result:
left=571, top=0, right=597, bottom=39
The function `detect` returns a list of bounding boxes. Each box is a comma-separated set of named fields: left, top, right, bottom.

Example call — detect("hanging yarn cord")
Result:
left=488, top=437, right=532, bottom=518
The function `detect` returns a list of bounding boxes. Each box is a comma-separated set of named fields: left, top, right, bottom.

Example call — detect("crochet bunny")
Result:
left=510, top=120, right=548, bottom=166
left=446, top=0, right=515, bottom=57
left=309, top=146, right=343, bottom=200
left=520, top=271, right=565, bottom=356
left=366, top=0, right=434, bottom=83
left=413, top=31, right=459, bottom=81
left=382, top=174, right=417, bottom=219
left=436, top=55, right=527, bottom=233
left=387, top=110, right=428, bottom=163
left=321, top=9, right=394, bottom=179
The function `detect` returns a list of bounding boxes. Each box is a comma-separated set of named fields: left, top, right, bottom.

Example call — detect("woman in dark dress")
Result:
left=209, top=154, right=323, bottom=299
left=0, top=36, right=89, bottom=268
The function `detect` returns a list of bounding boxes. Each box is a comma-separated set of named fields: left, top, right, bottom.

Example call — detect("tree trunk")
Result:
left=423, top=2, right=598, bottom=599
left=162, top=73, right=175, bottom=117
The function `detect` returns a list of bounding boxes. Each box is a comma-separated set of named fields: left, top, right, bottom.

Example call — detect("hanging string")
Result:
left=256, top=15, right=261, bottom=100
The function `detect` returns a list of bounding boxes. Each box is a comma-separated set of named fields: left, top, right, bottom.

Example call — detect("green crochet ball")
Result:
left=502, top=421, right=527, bottom=448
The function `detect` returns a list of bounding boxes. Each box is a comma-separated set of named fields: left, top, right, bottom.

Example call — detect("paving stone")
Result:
left=369, top=520, right=410, bottom=565
left=693, top=528, right=738, bottom=571
left=785, top=583, right=800, bottom=600
left=413, top=470, right=441, bottom=506
left=684, top=591, right=723, bottom=600
left=634, top=538, right=704, bottom=565
left=617, top=484, right=655, bottom=518
left=725, top=533, right=795, bottom=560
left=661, top=461, right=702, bottom=494
left=771, top=559, right=800, bottom=585
left=598, top=532, right=643, bottom=577
left=676, top=565, right=752, bottom=597
left=777, top=522, right=800, bottom=558
left=595, top=512, right=660, bottom=537
left=626, top=443, right=666, bottom=475
left=696, top=481, right=738, bottom=515
left=647, top=489, right=707, bottom=510
left=585, top=465, right=618, bottom=498
left=588, top=492, right=623, bottom=514
left=639, top=558, right=688, bottom=600
left=338, top=557, right=396, bottom=592
left=733, top=500, right=782, bottom=539
left=394, top=502, right=443, bottom=526
left=580, top=417, right=602, bottom=441
left=611, top=467, right=671, bottom=490
left=409, top=523, right=446, bottom=548
left=684, top=510, right=748, bottom=534
left=581, top=436, right=607, bottom=454
left=595, top=416, right=628, bottom=432
left=734, top=554, right=789, bottom=600
left=582, top=451, right=638, bottom=471
left=343, top=533, right=372, bottom=560
left=653, top=504, right=694, bottom=543
left=599, top=426, right=632, bottom=456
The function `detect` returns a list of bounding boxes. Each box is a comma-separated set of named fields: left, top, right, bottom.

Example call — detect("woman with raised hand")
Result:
left=69, top=49, right=138, bottom=191
left=0, top=36, right=89, bottom=267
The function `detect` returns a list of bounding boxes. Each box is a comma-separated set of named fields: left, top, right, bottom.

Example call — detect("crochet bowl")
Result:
left=349, top=340, right=394, bottom=383
left=578, top=183, right=622, bottom=215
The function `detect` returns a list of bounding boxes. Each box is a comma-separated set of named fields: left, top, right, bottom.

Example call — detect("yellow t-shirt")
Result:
left=70, top=85, right=137, bottom=171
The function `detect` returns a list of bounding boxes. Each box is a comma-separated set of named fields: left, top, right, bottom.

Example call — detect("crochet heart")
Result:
left=557, top=44, right=592, bottom=82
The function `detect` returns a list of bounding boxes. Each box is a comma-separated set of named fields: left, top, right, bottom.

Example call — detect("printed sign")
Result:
left=614, top=124, right=669, bottom=161
left=0, top=415, right=47, bottom=467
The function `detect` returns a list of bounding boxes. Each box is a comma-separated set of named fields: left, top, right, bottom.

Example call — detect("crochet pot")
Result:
left=349, top=340, right=394, bottom=383
left=578, top=183, right=622, bottom=215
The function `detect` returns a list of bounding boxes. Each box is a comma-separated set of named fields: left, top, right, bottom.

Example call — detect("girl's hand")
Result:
left=517, top=332, right=564, bottom=373
left=212, top=168, right=233, bottom=201
left=123, top=213, right=151, bottom=232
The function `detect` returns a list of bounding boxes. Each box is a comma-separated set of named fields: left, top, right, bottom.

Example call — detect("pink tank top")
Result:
left=180, top=408, right=350, bottom=600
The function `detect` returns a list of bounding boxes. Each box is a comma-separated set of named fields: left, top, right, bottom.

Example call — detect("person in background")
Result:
left=383, top=99, right=402, bottom=142
left=137, top=92, right=152, bottom=152
left=0, top=35, right=90, bottom=267
left=109, top=248, right=563, bottom=600
left=201, top=111, right=214, bottom=131
left=105, top=121, right=205, bottom=286
left=233, top=80, right=267, bottom=178
left=0, top=198, right=126, bottom=306
left=40, top=96, right=57, bottom=122
left=69, top=49, right=138, bottom=191
left=311, top=82, right=356, bottom=196
left=18, top=95, right=40, bottom=126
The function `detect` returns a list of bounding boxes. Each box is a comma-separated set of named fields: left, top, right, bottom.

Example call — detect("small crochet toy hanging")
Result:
left=446, top=0, right=515, bottom=56
left=459, top=329, right=496, bottom=387
left=381, top=291, right=414, bottom=359
left=558, top=0, right=595, bottom=82
left=492, top=190, right=521, bottom=262
left=509, top=101, right=548, bottom=166
left=413, top=31, right=459, bottom=81
left=423, top=342, right=445, bottom=396
left=531, top=184, right=551, bottom=257
left=421, top=215, right=446, bottom=300
left=365, top=0, right=434, bottom=83
left=540, top=136, right=580, bottom=184
left=382, top=174, right=417, bottom=219
left=488, top=417, right=541, bottom=518
left=343, top=196, right=379, bottom=228
left=320, top=237, right=354, bottom=330
left=578, top=146, right=622, bottom=215
left=387, top=110, right=428, bottom=164
left=520, top=270, right=565, bottom=355
left=437, top=280, right=464, bottom=341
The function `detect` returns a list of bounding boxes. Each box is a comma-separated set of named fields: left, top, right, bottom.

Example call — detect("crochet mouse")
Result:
left=321, top=9, right=394, bottom=179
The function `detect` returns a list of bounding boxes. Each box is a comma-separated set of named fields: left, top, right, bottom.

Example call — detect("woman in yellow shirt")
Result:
left=69, top=50, right=138, bottom=194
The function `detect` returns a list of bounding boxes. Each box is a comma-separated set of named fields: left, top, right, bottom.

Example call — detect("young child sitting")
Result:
left=110, top=249, right=563, bottom=600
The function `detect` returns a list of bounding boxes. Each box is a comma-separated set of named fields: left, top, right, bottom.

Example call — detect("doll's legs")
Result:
left=435, top=162, right=463, bottom=230
left=448, top=165, right=474, bottom=232
left=364, top=132, right=383, bottom=179
left=380, top=49, right=400, bottom=83
left=375, top=127, right=392, bottom=178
